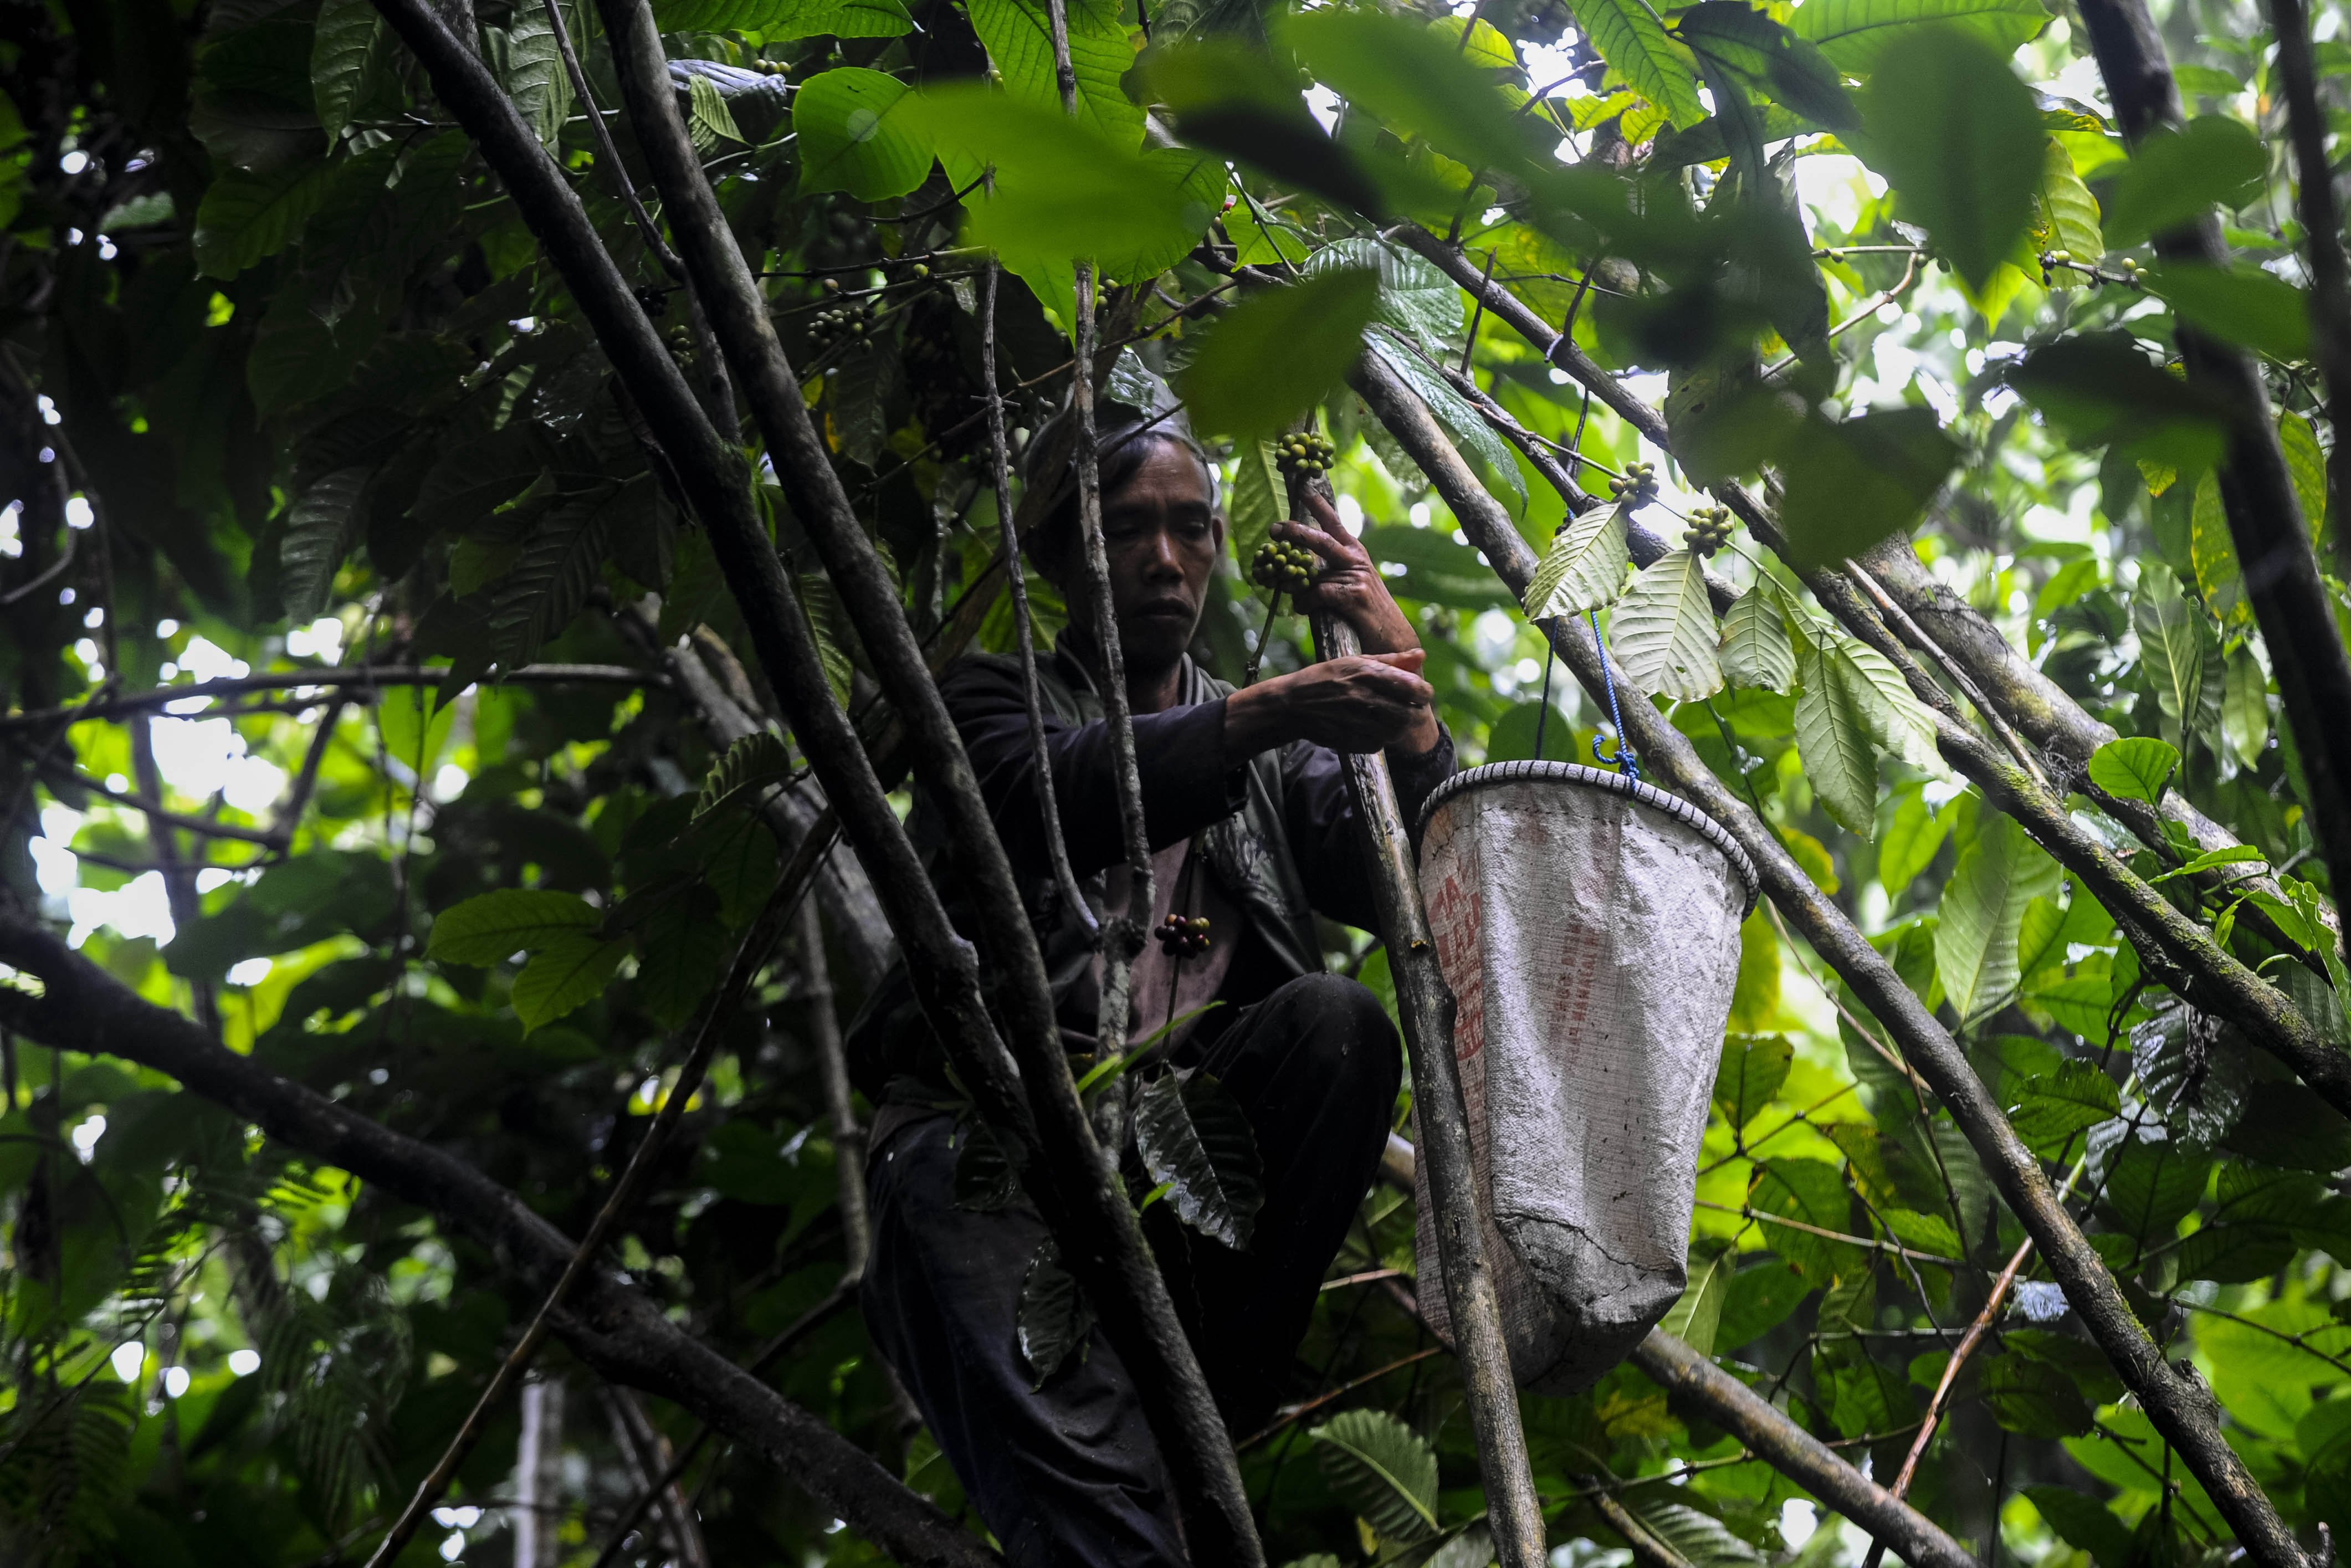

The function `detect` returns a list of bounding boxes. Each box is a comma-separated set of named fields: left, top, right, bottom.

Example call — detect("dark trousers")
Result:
left=863, top=972, right=1404, bottom=1567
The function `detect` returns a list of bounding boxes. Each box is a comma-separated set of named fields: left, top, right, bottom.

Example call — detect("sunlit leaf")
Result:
left=1524, top=504, right=1631, bottom=620
left=1792, top=631, right=1879, bottom=834
left=653, top=0, right=912, bottom=37
left=1713, top=1034, right=1792, bottom=1129
left=969, top=0, right=1143, bottom=148
left=2282, top=408, right=2327, bottom=539
left=1789, top=0, right=2048, bottom=76
left=1611, top=549, right=1723, bottom=701
left=2086, top=735, right=2179, bottom=806
left=1174, top=267, right=1381, bottom=439
left=2031, top=135, right=2103, bottom=274
left=794, top=68, right=934, bottom=199
left=1718, top=585, right=1794, bottom=691
left=1854, top=28, right=2042, bottom=290
left=2148, top=261, right=2313, bottom=362
left=1566, top=0, right=1705, bottom=130
left=2097, top=115, right=2266, bottom=249
left=428, top=889, right=600, bottom=965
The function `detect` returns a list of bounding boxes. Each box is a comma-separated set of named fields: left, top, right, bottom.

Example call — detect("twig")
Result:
left=2265, top=0, right=2351, bottom=577
left=539, top=0, right=681, bottom=275
left=0, top=663, right=665, bottom=733
left=797, top=896, right=870, bottom=1278
left=23, top=762, right=282, bottom=849
left=1235, top=1347, right=1444, bottom=1450
left=1691, top=1199, right=1967, bottom=1269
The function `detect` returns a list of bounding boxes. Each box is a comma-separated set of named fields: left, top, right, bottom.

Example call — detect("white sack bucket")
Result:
left=1412, top=760, right=1759, bottom=1395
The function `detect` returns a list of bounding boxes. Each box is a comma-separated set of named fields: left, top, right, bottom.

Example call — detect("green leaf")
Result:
left=1716, top=1259, right=1809, bottom=1348
left=1366, top=334, right=1528, bottom=513
left=2098, top=115, right=2266, bottom=249
left=428, top=889, right=600, bottom=965
left=511, top=930, right=627, bottom=1031
left=1363, top=525, right=1519, bottom=611
left=2189, top=469, right=2250, bottom=628
left=1302, top=237, right=1462, bottom=351
left=968, top=0, right=1144, bottom=149
left=1879, top=785, right=1949, bottom=892
left=2149, top=261, right=2313, bottom=362
left=1776, top=407, right=1961, bottom=571
left=2032, top=135, right=2103, bottom=273
left=1611, top=549, right=1723, bottom=701
left=652, top=0, right=912, bottom=37
left=1979, top=1352, right=2095, bottom=1437
left=2025, top=1487, right=2135, bottom=1568
left=1523, top=505, right=1632, bottom=621
left=281, top=465, right=368, bottom=622
left=193, top=159, right=334, bottom=279
left=1173, top=267, right=1381, bottom=440
left=2222, top=645, right=2269, bottom=769
left=1841, top=634, right=1942, bottom=768
left=1308, top=1408, right=1439, bottom=1545
left=686, top=73, right=746, bottom=153
left=1719, top=585, right=1794, bottom=690
left=1016, top=1237, right=1096, bottom=1386
left=310, top=0, right=385, bottom=146
left=2006, top=332, right=2229, bottom=473
left=2086, top=735, right=2178, bottom=806
left=2134, top=562, right=2213, bottom=749
left=1659, top=1238, right=1736, bottom=1356
left=1793, top=631, right=1879, bottom=834
left=632, top=895, right=729, bottom=1031
left=1750, top=1157, right=1862, bottom=1282
left=1855, top=28, right=2043, bottom=290
left=501, top=2, right=574, bottom=150
left=1131, top=1070, right=1263, bottom=1249
left=1226, top=437, right=1283, bottom=570
left=688, top=805, right=783, bottom=925
left=1278, top=8, right=1554, bottom=175
left=2014, top=894, right=2065, bottom=984
left=696, top=731, right=794, bottom=820
left=2282, top=408, right=2327, bottom=539
left=2096, top=1125, right=2212, bottom=1244
left=1789, top=0, right=2049, bottom=77
left=2004, top=1060, right=2120, bottom=1156
left=1676, top=3, right=1856, bottom=132
left=1935, top=812, right=2061, bottom=1021
left=489, top=492, right=612, bottom=668
left=2145, top=843, right=2266, bottom=884
left=1714, top=1034, right=1794, bottom=1129
left=793, top=68, right=933, bottom=199
left=1566, top=0, right=1706, bottom=130
left=378, top=684, right=454, bottom=774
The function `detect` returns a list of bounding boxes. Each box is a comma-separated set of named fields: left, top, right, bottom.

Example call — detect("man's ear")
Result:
left=1211, top=512, right=1227, bottom=555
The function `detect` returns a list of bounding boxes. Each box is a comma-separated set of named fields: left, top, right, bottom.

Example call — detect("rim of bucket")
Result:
left=1417, top=760, right=1761, bottom=915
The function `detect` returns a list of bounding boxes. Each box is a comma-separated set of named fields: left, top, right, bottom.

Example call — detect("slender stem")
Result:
left=539, top=0, right=681, bottom=274
left=798, top=897, right=870, bottom=1278
left=0, top=664, right=665, bottom=734
left=2264, top=0, right=2351, bottom=577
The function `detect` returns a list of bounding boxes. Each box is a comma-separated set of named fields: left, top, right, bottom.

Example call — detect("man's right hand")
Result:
left=1223, top=652, right=1437, bottom=757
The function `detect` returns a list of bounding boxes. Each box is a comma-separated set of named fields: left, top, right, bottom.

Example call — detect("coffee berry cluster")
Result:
left=1251, top=539, right=1318, bottom=595
left=1154, top=914, right=1212, bottom=956
left=1607, top=460, right=1659, bottom=503
left=1683, top=504, right=1734, bottom=557
left=1277, top=431, right=1335, bottom=478
left=809, top=296, right=876, bottom=354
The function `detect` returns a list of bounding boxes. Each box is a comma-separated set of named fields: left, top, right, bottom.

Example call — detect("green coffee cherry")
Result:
left=1682, top=504, right=1734, bottom=558
left=1251, top=540, right=1318, bottom=595
left=1276, top=431, right=1336, bottom=479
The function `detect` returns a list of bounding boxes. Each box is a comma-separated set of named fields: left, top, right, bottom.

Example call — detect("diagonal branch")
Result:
left=2264, top=0, right=2351, bottom=578
left=1348, top=349, right=2308, bottom=1568
left=0, top=903, right=997, bottom=1568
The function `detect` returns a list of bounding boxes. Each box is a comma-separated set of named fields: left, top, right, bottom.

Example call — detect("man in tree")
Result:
left=848, top=405, right=1453, bottom=1565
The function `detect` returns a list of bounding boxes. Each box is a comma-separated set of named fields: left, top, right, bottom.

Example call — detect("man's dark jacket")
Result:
left=846, top=638, right=1454, bottom=1101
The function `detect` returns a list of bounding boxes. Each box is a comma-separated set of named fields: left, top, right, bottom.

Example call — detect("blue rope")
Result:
left=1588, top=608, right=1641, bottom=782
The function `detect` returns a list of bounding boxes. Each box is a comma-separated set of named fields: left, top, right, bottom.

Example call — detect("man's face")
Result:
left=1067, top=439, right=1224, bottom=672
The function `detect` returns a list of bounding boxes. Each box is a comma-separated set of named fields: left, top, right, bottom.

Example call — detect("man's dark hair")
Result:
left=1020, top=403, right=1217, bottom=572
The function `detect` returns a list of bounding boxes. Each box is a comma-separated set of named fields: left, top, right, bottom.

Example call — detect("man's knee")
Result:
left=1271, top=971, right=1403, bottom=1094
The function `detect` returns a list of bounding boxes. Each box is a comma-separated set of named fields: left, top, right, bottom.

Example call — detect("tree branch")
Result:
left=1348, top=349, right=2307, bottom=1568
left=2264, top=0, right=2351, bottom=576
left=2076, top=0, right=2351, bottom=987
left=0, top=664, right=669, bottom=735
left=0, top=903, right=997, bottom=1568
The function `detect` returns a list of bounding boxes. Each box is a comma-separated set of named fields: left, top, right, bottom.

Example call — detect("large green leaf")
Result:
left=193, top=158, right=334, bottom=279
left=1566, top=0, right=1705, bottom=130
left=1309, top=1409, right=1438, bottom=1545
left=1934, top=811, right=2061, bottom=1021
left=1676, top=3, right=1855, bottom=132
left=1016, top=1237, right=1096, bottom=1386
left=2032, top=135, right=2103, bottom=272
left=500, top=3, right=573, bottom=150
left=1610, top=549, right=1723, bottom=700
left=1789, top=0, right=2047, bottom=76
left=1775, top=407, right=1960, bottom=571
left=2222, top=645, right=2269, bottom=770
left=511, top=931, right=627, bottom=1031
left=1749, top=1157, right=1862, bottom=1281
left=2150, top=262, right=2313, bottom=362
left=2025, top=1487, right=2135, bottom=1568
left=2134, top=562, right=2214, bottom=749
left=1840, top=634, right=1941, bottom=768
left=1878, top=783, right=1949, bottom=891
left=1523, top=504, right=1631, bottom=620
left=2282, top=408, right=2327, bottom=538
left=1278, top=7, right=1552, bottom=176
left=428, top=889, right=600, bottom=965
left=2006, top=332, right=2229, bottom=473
left=968, top=0, right=1143, bottom=149
left=1716, top=1259, right=1809, bottom=1349
left=1855, top=28, right=2042, bottom=290
left=1302, top=237, right=1461, bottom=352
left=1792, top=631, right=1879, bottom=834
left=2098, top=115, right=2266, bottom=249
left=793, top=68, right=933, bottom=200
left=695, top=731, right=795, bottom=820
left=1979, top=1352, right=2095, bottom=1438
left=1131, top=1070, right=1263, bottom=1249
left=310, top=0, right=385, bottom=146
left=651, top=0, right=912, bottom=36
left=1363, top=525, right=1519, bottom=611
left=2086, top=735, right=2178, bottom=806
left=1227, top=437, right=1284, bottom=569
left=2095, top=1125, right=2211, bottom=1244
left=2189, top=469, right=2250, bottom=628
left=1718, top=585, right=1794, bottom=690
left=2004, top=1060, right=2120, bottom=1156
left=281, top=465, right=368, bottom=622
left=1713, top=1034, right=1793, bottom=1129
left=1174, top=268, right=1380, bottom=439
left=1659, top=1238, right=1735, bottom=1355
left=1366, top=334, right=1528, bottom=513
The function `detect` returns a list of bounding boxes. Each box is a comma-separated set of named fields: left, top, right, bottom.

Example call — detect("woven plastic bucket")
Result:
left=1412, top=761, right=1759, bottom=1395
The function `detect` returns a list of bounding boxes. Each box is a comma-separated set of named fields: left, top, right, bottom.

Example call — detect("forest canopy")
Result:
left=2, top=0, right=2351, bottom=1562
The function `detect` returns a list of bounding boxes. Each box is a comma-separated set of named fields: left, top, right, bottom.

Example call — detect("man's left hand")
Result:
left=1274, top=494, right=1422, bottom=659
